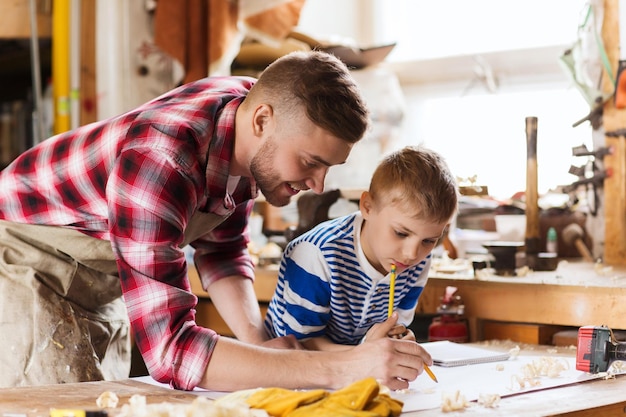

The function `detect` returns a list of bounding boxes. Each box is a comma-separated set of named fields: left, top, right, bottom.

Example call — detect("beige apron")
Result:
left=0, top=210, right=226, bottom=387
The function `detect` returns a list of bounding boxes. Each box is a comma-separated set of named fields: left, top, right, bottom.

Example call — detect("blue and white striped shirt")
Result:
left=265, top=211, right=430, bottom=345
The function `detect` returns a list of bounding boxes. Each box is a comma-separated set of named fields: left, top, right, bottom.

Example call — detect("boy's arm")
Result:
left=300, top=336, right=352, bottom=351
left=296, top=314, right=416, bottom=351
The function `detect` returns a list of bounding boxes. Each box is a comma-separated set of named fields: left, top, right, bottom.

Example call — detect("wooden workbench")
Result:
left=190, top=260, right=626, bottom=343
left=418, top=260, right=626, bottom=342
left=2, top=351, right=626, bottom=417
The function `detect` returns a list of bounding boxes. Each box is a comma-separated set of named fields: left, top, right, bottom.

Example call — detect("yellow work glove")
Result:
left=286, top=378, right=403, bottom=417
left=245, top=387, right=328, bottom=417
left=364, top=393, right=404, bottom=417
left=320, top=376, right=380, bottom=410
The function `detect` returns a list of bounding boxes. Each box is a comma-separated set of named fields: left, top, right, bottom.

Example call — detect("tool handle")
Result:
left=612, top=341, right=626, bottom=361
left=525, top=117, right=541, bottom=253
left=574, top=239, right=595, bottom=263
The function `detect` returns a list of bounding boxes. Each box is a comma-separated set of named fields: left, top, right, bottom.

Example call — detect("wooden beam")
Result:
left=79, top=0, right=97, bottom=126
left=602, top=0, right=626, bottom=265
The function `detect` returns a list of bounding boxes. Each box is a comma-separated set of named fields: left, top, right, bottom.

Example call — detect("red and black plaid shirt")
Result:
left=0, top=76, right=260, bottom=390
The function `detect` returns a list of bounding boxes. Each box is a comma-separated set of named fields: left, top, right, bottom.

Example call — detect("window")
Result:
left=299, top=0, right=596, bottom=200
left=373, top=0, right=586, bottom=62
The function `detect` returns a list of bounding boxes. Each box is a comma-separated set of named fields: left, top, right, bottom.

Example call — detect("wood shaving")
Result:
left=495, top=363, right=505, bottom=371
left=508, top=345, right=520, bottom=359
left=474, top=269, right=493, bottom=280
left=608, top=360, right=626, bottom=376
left=441, top=390, right=469, bottom=412
left=115, top=394, right=269, bottom=417
left=509, top=356, right=569, bottom=390
left=594, top=262, right=613, bottom=276
left=96, top=391, right=119, bottom=409
left=477, top=393, right=501, bottom=408
left=394, top=387, right=419, bottom=395
left=516, top=266, right=530, bottom=277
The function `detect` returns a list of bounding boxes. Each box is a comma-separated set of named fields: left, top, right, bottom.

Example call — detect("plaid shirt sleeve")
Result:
left=107, top=141, right=217, bottom=390
left=107, top=127, right=255, bottom=390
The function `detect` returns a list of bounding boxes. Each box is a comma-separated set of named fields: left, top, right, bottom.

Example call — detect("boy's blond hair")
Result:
left=368, top=146, right=458, bottom=223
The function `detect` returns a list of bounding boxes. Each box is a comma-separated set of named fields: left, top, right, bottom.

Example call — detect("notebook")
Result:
left=423, top=340, right=511, bottom=367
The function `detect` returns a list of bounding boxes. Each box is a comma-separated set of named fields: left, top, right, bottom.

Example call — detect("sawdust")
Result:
left=111, top=393, right=268, bottom=417
left=96, top=390, right=119, bottom=409
left=441, top=390, right=469, bottom=412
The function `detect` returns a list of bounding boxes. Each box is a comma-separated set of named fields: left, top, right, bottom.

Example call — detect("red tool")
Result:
left=576, top=325, right=626, bottom=373
left=428, top=286, right=468, bottom=343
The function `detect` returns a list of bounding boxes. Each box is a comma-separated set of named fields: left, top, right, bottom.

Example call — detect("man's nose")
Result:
left=306, top=167, right=328, bottom=194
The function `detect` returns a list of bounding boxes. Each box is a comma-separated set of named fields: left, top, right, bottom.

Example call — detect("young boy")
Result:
left=265, top=146, right=458, bottom=350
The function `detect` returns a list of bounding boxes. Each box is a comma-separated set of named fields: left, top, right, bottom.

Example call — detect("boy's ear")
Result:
left=359, top=191, right=373, bottom=217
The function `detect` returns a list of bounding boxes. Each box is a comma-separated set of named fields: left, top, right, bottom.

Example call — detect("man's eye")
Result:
left=395, top=230, right=408, bottom=238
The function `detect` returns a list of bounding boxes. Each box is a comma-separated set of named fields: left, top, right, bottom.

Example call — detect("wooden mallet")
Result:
left=562, top=223, right=594, bottom=263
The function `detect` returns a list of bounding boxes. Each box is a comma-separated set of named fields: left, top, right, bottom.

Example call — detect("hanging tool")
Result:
left=615, top=0, right=626, bottom=108
left=571, top=143, right=613, bottom=158
left=525, top=117, right=541, bottom=270
left=572, top=96, right=605, bottom=129
left=561, top=169, right=610, bottom=193
left=576, top=325, right=626, bottom=373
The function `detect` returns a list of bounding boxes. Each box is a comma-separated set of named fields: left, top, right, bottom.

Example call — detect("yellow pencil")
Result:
left=424, top=364, right=438, bottom=383
left=387, top=263, right=438, bottom=383
left=387, top=263, right=396, bottom=318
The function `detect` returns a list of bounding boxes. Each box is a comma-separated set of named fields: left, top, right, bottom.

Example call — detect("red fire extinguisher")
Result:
left=428, top=286, right=469, bottom=343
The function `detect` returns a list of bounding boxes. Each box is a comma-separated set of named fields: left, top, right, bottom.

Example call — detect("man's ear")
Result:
left=252, top=104, right=274, bottom=137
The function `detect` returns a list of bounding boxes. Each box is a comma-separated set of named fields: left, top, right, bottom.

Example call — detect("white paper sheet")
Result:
left=391, top=355, right=605, bottom=412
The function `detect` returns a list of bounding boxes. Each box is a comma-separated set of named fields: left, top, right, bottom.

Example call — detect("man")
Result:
left=0, top=50, right=433, bottom=391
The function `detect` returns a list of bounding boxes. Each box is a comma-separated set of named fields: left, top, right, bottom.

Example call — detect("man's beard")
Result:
left=250, top=140, right=291, bottom=207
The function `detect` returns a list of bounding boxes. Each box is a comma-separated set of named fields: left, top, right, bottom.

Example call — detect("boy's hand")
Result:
left=387, top=325, right=416, bottom=341
left=362, top=312, right=415, bottom=341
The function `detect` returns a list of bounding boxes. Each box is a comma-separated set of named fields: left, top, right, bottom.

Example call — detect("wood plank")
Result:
left=0, top=379, right=199, bottom=413
left=602, top=0, right=626, bottom=265
left=1, top=354, right=626, bottom=416
left=79, top=0, right=97, bottom=126
left=482, top=321, right=570, bottom=345
left=419, top=278, right=626, bottom=330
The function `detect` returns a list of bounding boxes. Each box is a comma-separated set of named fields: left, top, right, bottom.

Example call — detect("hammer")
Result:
left=562, top=223, right=594, bottom=263
left=576, top=325, right=626, bottom=373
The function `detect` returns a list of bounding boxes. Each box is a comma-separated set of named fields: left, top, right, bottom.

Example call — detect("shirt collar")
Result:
left=205, top=97, right=258, bottom=215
